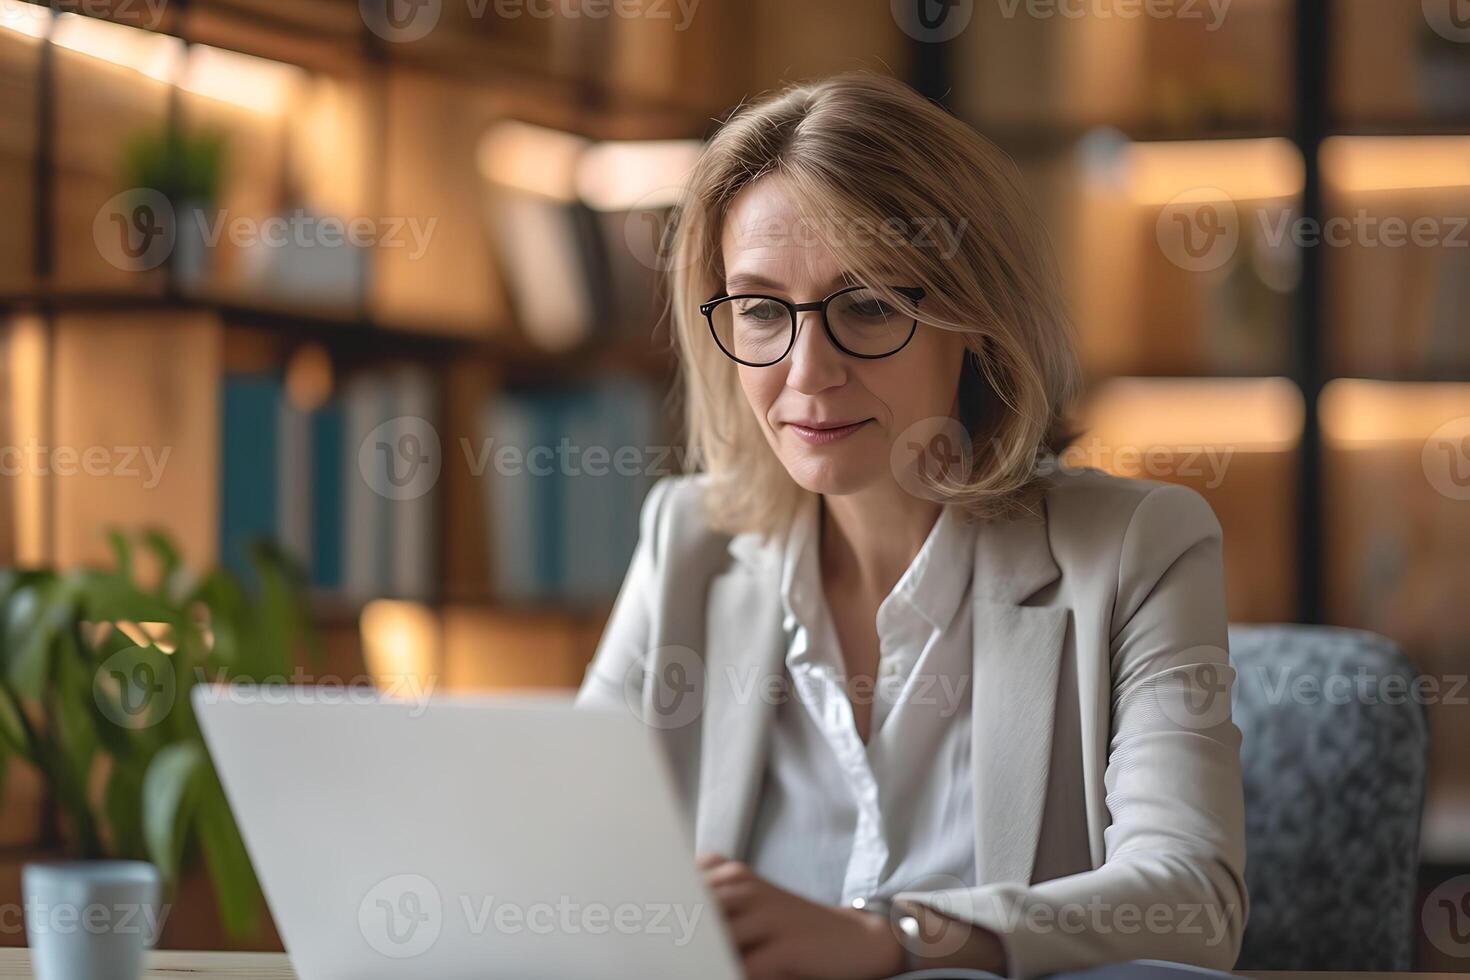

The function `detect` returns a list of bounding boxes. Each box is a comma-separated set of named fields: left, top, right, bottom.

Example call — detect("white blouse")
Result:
left=744, top=493, right=980, bottom=908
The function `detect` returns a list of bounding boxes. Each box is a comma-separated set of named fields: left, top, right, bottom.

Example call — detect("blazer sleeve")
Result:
left=900, top=483, right=1250, bottom=978
left=573, top=475, right=678, bottom=712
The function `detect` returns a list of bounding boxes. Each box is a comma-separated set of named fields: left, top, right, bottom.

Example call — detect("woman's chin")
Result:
left=781, top=453, right=887, bottom=498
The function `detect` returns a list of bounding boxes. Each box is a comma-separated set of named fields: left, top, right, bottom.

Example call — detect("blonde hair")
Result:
left=666, top=71, right=1081, bottom=538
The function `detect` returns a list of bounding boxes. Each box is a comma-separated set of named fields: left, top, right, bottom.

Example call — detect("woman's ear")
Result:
left=956, top=342, right=993, bottom=434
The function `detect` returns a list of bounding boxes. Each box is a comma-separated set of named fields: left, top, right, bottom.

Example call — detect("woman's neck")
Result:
left=818, top=483, right=943, bottom=600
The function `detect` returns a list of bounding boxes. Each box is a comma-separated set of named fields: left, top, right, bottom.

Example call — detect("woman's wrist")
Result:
left=893, top=900, right=1008, bottom=975
left=841, top=905, right=909, bottom=979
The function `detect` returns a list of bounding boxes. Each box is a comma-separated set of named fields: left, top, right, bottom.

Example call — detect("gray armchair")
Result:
left=1229, top=624, right=1430, bottom=972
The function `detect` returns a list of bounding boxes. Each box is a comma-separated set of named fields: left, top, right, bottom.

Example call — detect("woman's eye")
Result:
left=844, top=297, right=897, bottom=319
left=735, top=300, right=786, bottom=323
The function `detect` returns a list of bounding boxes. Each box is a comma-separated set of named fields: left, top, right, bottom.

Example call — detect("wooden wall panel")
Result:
left=0, top=26, right=40, bottom=294
left=51, top=311, right=221, bottom=574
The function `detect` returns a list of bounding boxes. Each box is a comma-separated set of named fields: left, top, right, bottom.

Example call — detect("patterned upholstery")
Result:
left=1229, top=625, right=1429, bottom=972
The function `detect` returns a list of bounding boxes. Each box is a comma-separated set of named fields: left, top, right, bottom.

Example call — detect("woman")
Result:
left=576, top=72, right=1247, bottom=979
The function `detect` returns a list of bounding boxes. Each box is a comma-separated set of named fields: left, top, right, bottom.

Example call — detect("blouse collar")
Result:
left=767, top=492, right=977, bottom=635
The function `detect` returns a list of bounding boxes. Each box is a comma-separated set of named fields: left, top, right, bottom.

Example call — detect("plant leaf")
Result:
left=5, top=577, right=77, bottom=699
left=106, top=530, right=133, bottom=581
left=142, top=741, right=205, bottom=885
left=80, top=571, right=178, bottom=626
left=196, top=770, right=261, bottom=938
left=140, top=530, right=184, bottom=599
left=0, top=686, right=27, bottom=757
left=105, top=756, right=148, bottom=859
left=52, top=631, right=98, bottom=801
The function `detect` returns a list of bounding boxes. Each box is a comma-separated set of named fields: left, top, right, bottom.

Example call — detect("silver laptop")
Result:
left=193, top=686, right=742, bottom=980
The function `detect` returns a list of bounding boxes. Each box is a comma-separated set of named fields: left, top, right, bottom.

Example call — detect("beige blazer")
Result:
left=576, top=467, right=1249, bottom=978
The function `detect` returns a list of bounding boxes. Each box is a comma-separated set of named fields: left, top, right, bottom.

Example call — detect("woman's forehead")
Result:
left=721, top=184, right=853, bottom=288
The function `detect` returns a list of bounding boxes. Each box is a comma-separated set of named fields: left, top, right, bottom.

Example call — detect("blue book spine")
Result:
left=220, top=374, right=282, bottom=584
left=310, top=402, right=345, bottom=590
left=536, top=389, right=567, bottom=597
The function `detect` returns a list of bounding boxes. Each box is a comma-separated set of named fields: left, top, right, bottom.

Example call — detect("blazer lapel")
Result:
left=969, top=506, right=1069, bottom=887
left=693, top=537, right=787, bottom=859
left=691, top=499, right=1069, bottom=884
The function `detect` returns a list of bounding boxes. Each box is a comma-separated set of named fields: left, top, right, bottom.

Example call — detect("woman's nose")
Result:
left=784, top=310, right=846, bottom=393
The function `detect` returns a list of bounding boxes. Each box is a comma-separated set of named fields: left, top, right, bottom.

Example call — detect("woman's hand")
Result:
left=698, top=854, right=906, bottom=980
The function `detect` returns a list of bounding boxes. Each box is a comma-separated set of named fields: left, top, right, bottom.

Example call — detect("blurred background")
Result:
left=0, top=0, right=1466, bottom=967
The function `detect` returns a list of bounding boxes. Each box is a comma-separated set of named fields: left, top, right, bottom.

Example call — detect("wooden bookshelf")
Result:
left=0, top=0, right=915, bottom=705
left=0, top=0, right=716, bottom=705
left=930, top=0, right=1470, bottom=930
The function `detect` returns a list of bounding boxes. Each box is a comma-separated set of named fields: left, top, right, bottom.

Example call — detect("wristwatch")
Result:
left=850, top=896, right=924, bottom=972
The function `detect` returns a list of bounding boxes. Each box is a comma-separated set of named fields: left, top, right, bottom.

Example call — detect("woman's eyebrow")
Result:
left=724, top=272, right=785, bottom=293
left=724, top=272, right=856, bottom=294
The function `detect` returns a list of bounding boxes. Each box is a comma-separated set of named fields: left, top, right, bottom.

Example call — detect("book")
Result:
left=220, top=373, right=283, bottom=583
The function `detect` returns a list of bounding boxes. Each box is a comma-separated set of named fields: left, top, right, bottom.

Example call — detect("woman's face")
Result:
left=719, top=176, right=967, bottom=499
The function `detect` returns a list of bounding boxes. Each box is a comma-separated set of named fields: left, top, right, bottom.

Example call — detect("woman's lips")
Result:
left=785, top=419, right=873, bottom=445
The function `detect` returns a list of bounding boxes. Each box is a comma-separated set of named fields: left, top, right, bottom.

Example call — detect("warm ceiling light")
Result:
left=576, top=139, right=702, bottom=212
left=1321, top=380, right=1470, bottom=446
left=360, top=599, right=441, bottom=692
left=284, top=343, right=334, bottom=413
left=1323, top=137, right=1470, bottom=194
left=1120, top=138, right=1304, bottom=206
left=1080, top=377, right=1305, bottom=452
left=51, top=11, right=183, bottom=83
left=180, top=43, right=304, bottom=115
left=477, top=121, right=589, bottom=203
left=0, top=0, right=53, bottom=41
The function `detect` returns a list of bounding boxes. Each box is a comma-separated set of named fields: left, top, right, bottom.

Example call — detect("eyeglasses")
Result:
left=700, top=284, right=927, bottom=367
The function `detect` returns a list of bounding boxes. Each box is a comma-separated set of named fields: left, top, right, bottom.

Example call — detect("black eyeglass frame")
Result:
left=699, top=284, right=928, bottom=367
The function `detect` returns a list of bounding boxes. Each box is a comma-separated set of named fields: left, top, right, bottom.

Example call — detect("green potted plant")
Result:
left=0, top=530, right=317, bottom=940
left=120, top=124, right=227, bottom=289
